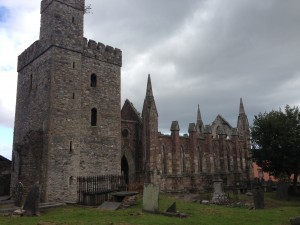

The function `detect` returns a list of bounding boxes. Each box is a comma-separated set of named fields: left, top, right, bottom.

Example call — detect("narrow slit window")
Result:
left=69, top=141, right=73, bottom=153
left=72, top=17, right=75, bottom=23
left=73, top=62, right=76, bottom=69
left=91, top=108, right=97, bottom=126
left=72, top=93, right=75, bottom=99
left=30, top=74, right=33, bottom=90
left=91, top=74, right=97, bottom=87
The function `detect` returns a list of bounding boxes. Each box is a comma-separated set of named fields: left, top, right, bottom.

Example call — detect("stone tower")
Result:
left=142, top=74, right=159, bottom=183
left=11, top=0, right=122, bottom=202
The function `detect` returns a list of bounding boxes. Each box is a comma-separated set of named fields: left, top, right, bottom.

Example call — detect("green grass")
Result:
left=1, top=193, right=300, bottom=225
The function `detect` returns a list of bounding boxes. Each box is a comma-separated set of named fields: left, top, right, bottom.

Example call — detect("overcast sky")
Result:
left=0, top=0, right=300, bottom=159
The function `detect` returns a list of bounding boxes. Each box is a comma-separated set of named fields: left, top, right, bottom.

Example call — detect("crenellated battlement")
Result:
left=17, top=37, right=122, bottom=71
left=82, top=38, right=122, bottom=66
left=41, top=0, right=85, bottom=13
left=17, top=40, right=48, bottom=72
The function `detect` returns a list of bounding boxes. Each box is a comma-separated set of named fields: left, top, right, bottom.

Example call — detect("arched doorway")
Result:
left=121, top=155, right=129, bottom=184
left=121, top=147, right=136, bottom=185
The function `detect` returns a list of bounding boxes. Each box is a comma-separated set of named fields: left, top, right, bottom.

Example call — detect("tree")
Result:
left=251, top=105, right=300, bottom=192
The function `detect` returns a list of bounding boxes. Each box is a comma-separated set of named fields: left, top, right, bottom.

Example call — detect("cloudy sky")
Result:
left=0, top=0, right=300, bottom=159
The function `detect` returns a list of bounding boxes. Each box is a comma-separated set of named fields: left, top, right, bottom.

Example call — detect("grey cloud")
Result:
left=86, top=0, right=300, bottom=132
left=0, top=101, right=14, bottom=128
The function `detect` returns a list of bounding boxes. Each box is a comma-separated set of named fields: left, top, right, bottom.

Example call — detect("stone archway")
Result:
left=121, top=148, right=136, bottom=185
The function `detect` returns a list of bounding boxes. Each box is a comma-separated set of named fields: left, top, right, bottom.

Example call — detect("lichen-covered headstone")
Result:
left=143, top=183, right=159, bottom=212
left=14, top=182, right=23, bottom=207
left=211, top=177, right=228, bottom=204
left=253, top=187, right=264, bottom=209
left=23, top=183, right=40, bottom=216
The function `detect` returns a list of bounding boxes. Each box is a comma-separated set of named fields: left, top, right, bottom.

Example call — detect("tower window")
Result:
left=72, top=17, right=75, bottom=23
left=72, top=93, right=75, bottom=99
left=91, top=108, right=97, bottom=126
left=69, top=141, right=73, bottom=153
left=91, top=74, right=97, bottom=87
left=73, top=62, right=76, bottom=69
left=69, top=176, right=75, bottom=185
left=30, top=74, right=33, bottom=90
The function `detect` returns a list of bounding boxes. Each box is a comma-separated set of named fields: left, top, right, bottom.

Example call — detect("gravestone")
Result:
left=23, top=183, right=40, bottom=216
left=266, top=180, right=274, bottom=192
left=253, top=187, right=264, bottom=209
left=166, top=202, right=177, bottom=213
left=290, top=216, right=300, bottom=225
left=143, top=183, right=159, bottom=212
left=276, top=182, right=289, bottom=201
left=98, top=201, right=122, bottom=211
left=211, top=177, right=228, bottom=204
left=14, top=182, right=23, bottom=207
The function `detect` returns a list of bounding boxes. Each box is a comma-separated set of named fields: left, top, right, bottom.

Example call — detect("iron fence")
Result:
left=77, top=175, right=126, bottom=206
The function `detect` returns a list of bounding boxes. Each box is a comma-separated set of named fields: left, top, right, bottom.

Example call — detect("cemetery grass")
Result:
left=1, top=193, right=300, bottom=225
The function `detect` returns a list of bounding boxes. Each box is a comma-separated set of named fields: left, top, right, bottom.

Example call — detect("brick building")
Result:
left=121, top=75, right=253, bottom=192
left=11, top=0, right=252, bottom=203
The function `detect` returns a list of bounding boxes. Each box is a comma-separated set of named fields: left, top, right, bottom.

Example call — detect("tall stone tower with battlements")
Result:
left=11, top=0, right=122, bottom=202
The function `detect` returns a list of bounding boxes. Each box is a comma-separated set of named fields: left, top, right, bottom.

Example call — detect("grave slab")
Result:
left=98, top=201, right=122, bottom=211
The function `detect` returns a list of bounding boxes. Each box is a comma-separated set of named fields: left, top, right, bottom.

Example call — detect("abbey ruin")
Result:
left=11, top=0, right=252, bottom=203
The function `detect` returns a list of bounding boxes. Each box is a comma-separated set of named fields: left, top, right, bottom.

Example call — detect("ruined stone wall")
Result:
left=149, top=127, right=251, bottom=192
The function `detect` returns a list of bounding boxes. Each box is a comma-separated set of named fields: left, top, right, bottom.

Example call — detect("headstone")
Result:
left=98, top=201, right=122, bottom=211
left=253, top=187, right=264, bottom=209
left=166, top=202, right=176, bottom=213
left=23, top=183, right=41, bottom=216
left=290, top=216, right=300, bottom=225
left=276, top=182, right=289, bottom=201
left=143, top=183, right=160, bottom=212
left=266, top=180, right=274, bottom=192
left=211, top=176, right=228, bottom=204
left=14, top=182, right=23, bottom=207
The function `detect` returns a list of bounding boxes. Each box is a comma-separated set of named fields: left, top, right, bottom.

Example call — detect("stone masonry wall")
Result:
left=79, top=54, right=121, bottom=177
left=13, top=0, right=122, bottom=203
left=40, top=0, right=84, bottom=52
left=46, top=47, right=82, bottom=202
left=11, top=49, right=52, bottom=202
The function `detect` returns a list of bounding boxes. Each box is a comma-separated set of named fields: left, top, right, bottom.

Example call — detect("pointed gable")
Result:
left=211, top=114, right=233, bottom=138
left=121, top=99, right=142, bottom=124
